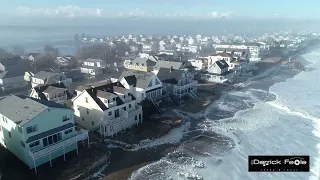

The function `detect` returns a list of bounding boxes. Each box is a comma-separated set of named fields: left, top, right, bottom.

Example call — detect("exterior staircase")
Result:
left=188, top=90, right=197, bottom=99
left=169, top=94, right=181, bottom=106
left=151, top=99, right=162, bottom=114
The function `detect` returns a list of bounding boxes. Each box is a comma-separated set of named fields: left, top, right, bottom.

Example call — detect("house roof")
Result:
left=34, top=82, right=68, bottom=96
left=0, top=95, right=69, bottom=126
left=156, top=68, right=184, bottom=85
left=28, top=53, right=40, bottom=57
left=76, top=81, right=128, bottom=111
left=0, top=70, right=25, bottom=79
left=153, top=60, right=183, bottom=70
left=119, top=70, right=154, bottom=89
left=33, top=71, right=58, bottom=80
left=131, top=57, right=157, bottom=67
left=84, top=58, right=104, bottom=63
left=215, top=60, right=229, bottom=69
left=211, top=53, right=233, bottom=58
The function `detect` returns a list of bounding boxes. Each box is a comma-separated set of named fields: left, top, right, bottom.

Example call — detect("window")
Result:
left=108, top=111, right=112, bottom=116
left=62, top=115, right=69, bottom=122
left=139, top=114, right=142, bottom=120
left=86, top=108, right=89, bottom=114
left=64, top=128, right=73, bottom=135
left=123, top=107, right=127, bottom=111
left=26, top=125, right=38, bottom=134
left=110, top=125, right=113, bottom=131
left=42, top=132, right=62, bottom=147
left=123, top=95, right=126, bottom=99
left=92, top=121, right=94, bottom=126
left=29, top=140, right=39, bottom=148
left=20, top=140, right=25, bottom=148
left=18, top=126, right=23, bottom=134
left=82, top=117, right=85, bottom=121
left=2, top=116, right=7, bottom=123
left=85, top=97, right=88, bottom=103
left=135, top=115, right=137, bottom=121
left=8, top=132, right=11, bottom=138
left=147, top=80, right=153, bottom=88
left=129, top=104, right=132, bottom=108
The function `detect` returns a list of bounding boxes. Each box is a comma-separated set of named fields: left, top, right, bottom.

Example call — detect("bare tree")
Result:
left=0, top=48, right=13, bottom=59
left=12, top=45, right=25, bottom=56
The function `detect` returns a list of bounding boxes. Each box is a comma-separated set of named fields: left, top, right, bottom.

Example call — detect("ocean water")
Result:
left=128, top=49, right=320, bottom=180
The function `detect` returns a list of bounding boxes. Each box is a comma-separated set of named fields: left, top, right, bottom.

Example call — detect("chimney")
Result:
left=170, top=66, right=173, bottom=73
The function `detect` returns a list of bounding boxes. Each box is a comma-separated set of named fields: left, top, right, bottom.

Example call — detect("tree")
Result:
left=33, top=53, right=56, bottom=71
left=0, top=48, right=13, bottom=59
left=12, top=45, right=25, bottom=56
left=43, top=45, right=59, bottom=59
left=74, top=34, right=80, bottom=42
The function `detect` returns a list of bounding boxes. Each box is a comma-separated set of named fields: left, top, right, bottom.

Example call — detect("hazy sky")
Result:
left=1, top=0, right=319, bottom=20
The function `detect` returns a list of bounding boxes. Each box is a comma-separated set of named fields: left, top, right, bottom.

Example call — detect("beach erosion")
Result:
left=91, top=47, right=319, bottom=179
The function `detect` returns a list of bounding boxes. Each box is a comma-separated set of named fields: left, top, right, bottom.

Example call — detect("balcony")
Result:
left=28, top=130, right=89, bottom=160
left=104, top=111, right=128, bottom=126
left=128, top=106, right=142, bottom=117
left=174, top=80, right=198, bottom=91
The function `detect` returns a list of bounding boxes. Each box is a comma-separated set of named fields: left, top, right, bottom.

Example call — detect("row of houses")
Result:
left=0, top=54, right=199, bottom=174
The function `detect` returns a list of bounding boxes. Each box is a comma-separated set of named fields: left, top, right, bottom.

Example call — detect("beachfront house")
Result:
left=0, top=95, right=89, bottom=174
left=215, top=43, right=261, bottom=60
left=200, top=60, right=234, bottom=84
left=156, top=67, right=198, bottom=100
left=188, top=58, right=209, bottom=71
left=80, top=58, right=106, bottom=76
left=72, top=81, right=142, bottom=137
left=124, top=57, right=158, bottom=72
left=30, top=82, right=71, bottom=106
left=31, top=71, right=72, bottom=88
left=215, top=48, right=249, bottom=59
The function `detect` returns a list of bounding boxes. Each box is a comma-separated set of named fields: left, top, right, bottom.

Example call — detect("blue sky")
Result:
left=1, top=0, right=320, bottom=19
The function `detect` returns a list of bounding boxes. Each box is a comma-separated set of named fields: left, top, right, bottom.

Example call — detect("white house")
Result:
left=215, top=43, right=261, bottom=60
left=0, top=95, right=89, bottom=174
left=31, top=71, right=72, bottom=88
left=28, top=53, right=40, bottom=62
left=188, top=58, right=209, bottom=71
left=80, top=58, right=106, bottom=75
left=72, top=81, right=143, bottom=137
left=55, top=56, right=75, bottom=67
left=142, top=43, right=152, bottom=52
left=200, top=60, right=234, bottom=84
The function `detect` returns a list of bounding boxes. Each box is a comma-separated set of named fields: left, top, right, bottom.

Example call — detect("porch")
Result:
left=28, top=130, right=90, bottom=174
left=173, top=80, right=198, bottom=99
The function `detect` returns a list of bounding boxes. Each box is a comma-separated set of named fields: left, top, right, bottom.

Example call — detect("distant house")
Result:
left=215, top=48, right=249, bottom=59
left=28, top=53, right=40, bottom=62
left=80, top=58, right=107, bottom=76
left=142, top=43, right=152, bottom=52
left=188, top=58, right=209, bottom=71
left=214, top=43, right=261, bottom=60
left=124, top=57, right=157, bottom=72
left=72, top=81, right=142, bottom=137
left=31, top=71, right=72, bottom=88
left=55, top=56, right=75, bottom=67
left=156, top=67, right=198, bottom=100
left=200, top=60, right=234, bottom=83
left=0, top=70, right=28, bottom=92
left=208, top=53, right=248, bottom=73
left=30, top=82, right=72, bottom=105
left=0, top=95, right=89, bottom=173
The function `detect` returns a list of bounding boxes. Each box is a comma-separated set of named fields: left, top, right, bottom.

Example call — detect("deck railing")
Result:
left=28, top=131, right=89, bottom=159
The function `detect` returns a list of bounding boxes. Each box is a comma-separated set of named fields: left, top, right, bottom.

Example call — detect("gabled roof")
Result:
left=75, top=81, right=128, bottom=111
left=215, top=60, right=229, bottom=69
left=33, top=82, right=69, bottom=101
left=210, top=53, right=233, bottom=58
left=156, top=68, right=184, bottom=85
left=153, top=60, right=183, bottom=70
left=33, top=71, right=59, bottom=80
left=84, top=58, right=104, bottom=63
left=119, top=70, right=155, bottom=89
left=131, top=57, right=157, bottom=67
left=0, top=95, right=69, bottom=126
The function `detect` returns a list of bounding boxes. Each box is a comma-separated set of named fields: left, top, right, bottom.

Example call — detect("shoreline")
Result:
left=96, top=44, right=319, bottom=180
